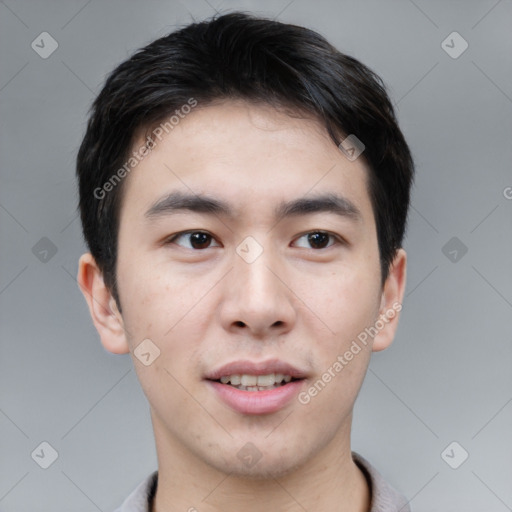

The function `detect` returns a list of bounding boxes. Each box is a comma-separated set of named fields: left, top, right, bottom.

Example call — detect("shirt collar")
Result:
left=115, top=452, right=409, bottom=512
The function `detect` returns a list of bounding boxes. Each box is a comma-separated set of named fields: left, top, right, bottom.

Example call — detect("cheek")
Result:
left=335, top=274, right=380, bottom=334
left=292, top=266, right=380, bottom=406
left=118, top=267, right=210, bottom=399
left=117, top=246, right=177, bottom=323
left=117, top=260, right=214, bottom=360
left=296, top=264, right=381, bottom=344
left=297, top=272, right=378, bottom=414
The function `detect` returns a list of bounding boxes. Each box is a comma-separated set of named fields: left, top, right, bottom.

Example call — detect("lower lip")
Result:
left=207, top=380, right=304, bottom=415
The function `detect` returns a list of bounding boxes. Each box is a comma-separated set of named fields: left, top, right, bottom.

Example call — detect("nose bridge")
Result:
left=221, top=239, right=296, bottom=334
left=238, top=252, right=278, bottom=297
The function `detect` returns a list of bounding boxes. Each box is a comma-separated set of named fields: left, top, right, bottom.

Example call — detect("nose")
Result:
left=219, top=246, right=297, bottom=338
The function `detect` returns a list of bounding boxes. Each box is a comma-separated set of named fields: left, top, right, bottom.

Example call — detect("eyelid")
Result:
left=165, top=230, right=221, bottom=248
left=164, top=229, right=346, bottom=250
left=292, top=230, right=345, bottom=248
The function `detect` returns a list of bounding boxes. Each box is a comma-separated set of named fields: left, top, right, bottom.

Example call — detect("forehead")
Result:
left=121, top=100, right=373, bottom=221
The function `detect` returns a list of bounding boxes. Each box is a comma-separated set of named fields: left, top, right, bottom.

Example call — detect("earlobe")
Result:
left=371, top=249, right=407, bottom=352
left=77, top=253, right=130, bottom=355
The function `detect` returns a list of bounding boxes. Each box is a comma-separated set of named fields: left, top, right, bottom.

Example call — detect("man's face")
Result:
left=87, top=100, right=404, bottom=478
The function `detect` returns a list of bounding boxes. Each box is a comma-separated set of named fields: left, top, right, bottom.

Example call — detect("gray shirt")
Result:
left=114, top=452, right=410, bottom=512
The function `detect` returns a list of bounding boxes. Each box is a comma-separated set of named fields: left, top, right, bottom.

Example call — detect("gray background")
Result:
left=1, top=0, right=511, bottom=510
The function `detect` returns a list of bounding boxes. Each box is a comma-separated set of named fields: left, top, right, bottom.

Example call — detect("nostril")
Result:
left=234, top=321, right=246, bottom=327
left=272, top=321, right=284, bottom=327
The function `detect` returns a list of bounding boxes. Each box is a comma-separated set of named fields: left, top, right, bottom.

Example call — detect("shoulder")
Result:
left=112, top=471, right=158, bottom=512
left=352, top=452, right=411, bottom=512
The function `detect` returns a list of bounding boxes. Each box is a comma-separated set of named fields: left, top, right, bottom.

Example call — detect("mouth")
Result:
left=204, top=360, right=308, bottom=415
left=212, top=373, right=300, bottom=391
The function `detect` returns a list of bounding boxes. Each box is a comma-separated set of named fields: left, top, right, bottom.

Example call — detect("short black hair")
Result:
left=77, top=11, right=414, bottom=308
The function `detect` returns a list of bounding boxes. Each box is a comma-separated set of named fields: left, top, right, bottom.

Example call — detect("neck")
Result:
left=150, top=412, right=370, bottom=512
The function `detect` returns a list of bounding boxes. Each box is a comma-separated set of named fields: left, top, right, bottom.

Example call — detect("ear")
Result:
left=371, top=248, right=407, bottom=352
left=77, top=253, right=130, bottom=354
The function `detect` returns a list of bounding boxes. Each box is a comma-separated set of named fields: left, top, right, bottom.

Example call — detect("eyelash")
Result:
left=165, top=230, right=343, bottom=250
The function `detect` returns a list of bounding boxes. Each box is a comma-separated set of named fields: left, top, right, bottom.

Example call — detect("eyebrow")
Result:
left=144, top=191, right=362, bottom=222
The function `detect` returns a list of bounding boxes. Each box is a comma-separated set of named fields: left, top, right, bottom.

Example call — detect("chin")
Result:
left=205, top=448, right=310, bottom=480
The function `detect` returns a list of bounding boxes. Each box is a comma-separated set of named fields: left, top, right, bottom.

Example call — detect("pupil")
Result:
left=309, top=232, right=329, bottom=249
left=191, top=232, right=210, bottom=249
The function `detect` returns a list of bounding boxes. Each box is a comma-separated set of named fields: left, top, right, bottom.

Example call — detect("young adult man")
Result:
left=76, top=12, right=413, bottom=512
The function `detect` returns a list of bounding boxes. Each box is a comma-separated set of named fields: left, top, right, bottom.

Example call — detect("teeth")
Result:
left=218, top=373, right=294, bottom=388
left=257, top=374, right=275, bottom=386
left=241, top=375, right=258, bottom=386
left=233, top=385, right=281, bottom=391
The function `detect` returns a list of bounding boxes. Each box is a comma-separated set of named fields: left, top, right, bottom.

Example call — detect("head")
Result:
left=77, top=12, right=413, bottom=479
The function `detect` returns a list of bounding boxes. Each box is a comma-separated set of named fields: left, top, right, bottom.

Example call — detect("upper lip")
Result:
left=205, top=359, right=309, bottom=381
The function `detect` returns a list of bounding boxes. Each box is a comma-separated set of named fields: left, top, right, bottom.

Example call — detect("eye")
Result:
left=293, top=231, right=339, bottom=249
left=166, top=231, right=220, bottom=250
